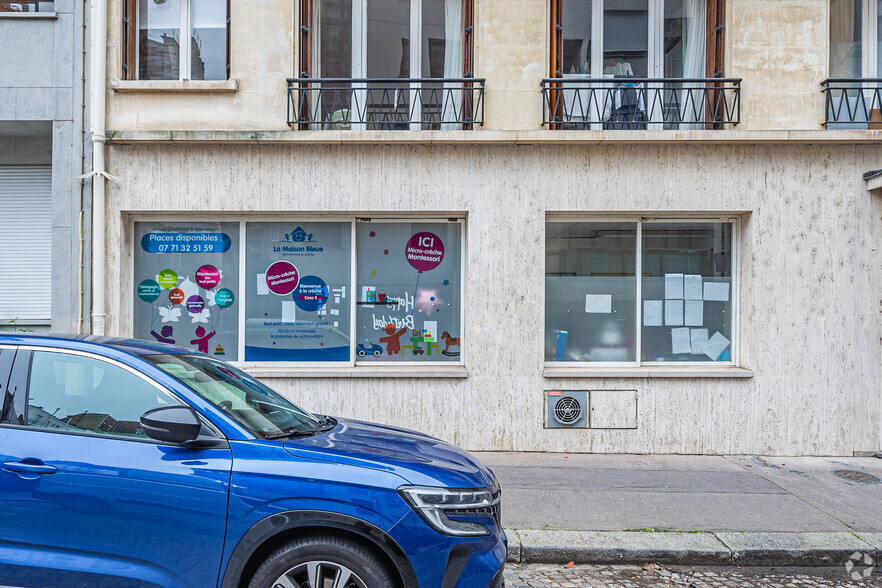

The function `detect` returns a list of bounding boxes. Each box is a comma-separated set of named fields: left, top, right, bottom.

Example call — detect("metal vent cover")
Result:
left=833, top=470, right=881, bottom=484
left=552, top=396, right=583, bottom=425
left=545, top=391, right=588, bottom=429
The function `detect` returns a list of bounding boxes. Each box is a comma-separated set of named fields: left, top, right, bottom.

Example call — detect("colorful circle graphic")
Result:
left=157, top=269, right=178, bottom=289
left=137, top=279, right=161, bottom=303
left=294, top=275, right=328, bottom=312
left=405, top=232, right=444, bottom=272
left=215, top=288, right=235, bottom=309
left=186, top=295, right=205, bottom=313
left=265, top=261, right=299, bottom=296
left=196, top=264, right=221, bottom=289
left=168, top=288, right=185, bottom=305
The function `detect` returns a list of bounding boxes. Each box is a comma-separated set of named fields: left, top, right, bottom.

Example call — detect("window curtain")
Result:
left=441, top=0, right=463, bottom=129
left=681, top=0, right=706, bottom=127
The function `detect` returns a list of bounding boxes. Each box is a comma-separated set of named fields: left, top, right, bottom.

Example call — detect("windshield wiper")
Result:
left=315, top=416, right=337, bottom=432
left=264, top=428, right=318, bottom=440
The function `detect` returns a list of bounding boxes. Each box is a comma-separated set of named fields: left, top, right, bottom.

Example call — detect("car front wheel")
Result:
left=248, top=535, right=395, bottom=588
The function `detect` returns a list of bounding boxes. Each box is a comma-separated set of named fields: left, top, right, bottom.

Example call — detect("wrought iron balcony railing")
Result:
left=541, top=77, right=741, bottom=129
left=821, top=79, right=882, bottom=128
left=287, top=78, right=485, bottom=130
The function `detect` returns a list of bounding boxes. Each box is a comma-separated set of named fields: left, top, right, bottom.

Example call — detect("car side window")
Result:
left=0, top=348, right=20, bottom=424
left=26, top=351, right=181, bottom=439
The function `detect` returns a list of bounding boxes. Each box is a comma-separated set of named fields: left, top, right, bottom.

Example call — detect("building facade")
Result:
left=100, top=0, right=882, bottom=456
left=0, top=0, right=90, bottom=334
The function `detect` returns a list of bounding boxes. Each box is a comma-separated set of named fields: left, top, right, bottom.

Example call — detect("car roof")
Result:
left=0, top=333, right=193, bottom=357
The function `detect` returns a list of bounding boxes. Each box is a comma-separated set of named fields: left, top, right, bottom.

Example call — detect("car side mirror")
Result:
left=140, top=406, right=203, bottom=445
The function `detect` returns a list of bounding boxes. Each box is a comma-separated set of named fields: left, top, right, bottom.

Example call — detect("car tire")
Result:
left=247, top=535, right=395, bottom=588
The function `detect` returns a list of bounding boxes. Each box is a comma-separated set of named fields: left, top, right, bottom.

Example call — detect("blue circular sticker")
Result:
left=293, top=275, right=328, bottom=312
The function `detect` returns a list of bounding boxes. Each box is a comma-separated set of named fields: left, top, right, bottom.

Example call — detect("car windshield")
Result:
left=143, top=353, right=319, bottom=438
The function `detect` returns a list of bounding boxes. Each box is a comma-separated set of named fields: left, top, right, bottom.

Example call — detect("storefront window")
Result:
left=244, top=222, right=352, bottom=362
left=355, top=221, right=462, bottom=362
left=641, top=222, right=733, bottom=362
left=545, top=219, right=736, bottom=365
left=545, top=222, right=637, bottom=362
left=133, top=222, right=240, bottom=360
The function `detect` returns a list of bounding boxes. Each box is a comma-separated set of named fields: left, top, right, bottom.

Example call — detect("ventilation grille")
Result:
left=553, top=396, right=583, bottom=425
left=546, top=391, right=588, bottom=428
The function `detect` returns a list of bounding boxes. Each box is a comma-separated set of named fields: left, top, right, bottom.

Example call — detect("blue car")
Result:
left=0, top=334, right=505, bottom=588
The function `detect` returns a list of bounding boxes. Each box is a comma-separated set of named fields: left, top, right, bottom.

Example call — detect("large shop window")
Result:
left=545, top=220, right=736, bottom=365
left=133, top=219, right=464, bottom=365
left=123, top=0, right=230, bottom=80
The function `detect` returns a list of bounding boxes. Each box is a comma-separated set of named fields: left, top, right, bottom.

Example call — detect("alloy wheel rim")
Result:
left=272, top=560, right=369, bottom=588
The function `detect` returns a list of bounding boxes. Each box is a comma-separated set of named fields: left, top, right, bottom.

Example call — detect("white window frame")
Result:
left=543, top=215, right=740, bottom=368
left=130, top=215, right=466, bottom=370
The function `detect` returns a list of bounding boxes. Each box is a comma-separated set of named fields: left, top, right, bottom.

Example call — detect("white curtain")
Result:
left=681, top=0, right=706, bottom=127
left=441, top=0, right=463, bottom=129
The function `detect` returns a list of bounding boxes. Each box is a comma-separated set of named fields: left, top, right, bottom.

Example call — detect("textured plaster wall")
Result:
left=104, top=143, right=882, bottom=455
left=728, top=0, right=828, bottom=130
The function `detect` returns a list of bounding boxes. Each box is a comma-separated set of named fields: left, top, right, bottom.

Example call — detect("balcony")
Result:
left=287, top=78, right=485, bottom=130
left=541, top=78, right=741, bottom=130
left=822, top=79, right=882, bottom=129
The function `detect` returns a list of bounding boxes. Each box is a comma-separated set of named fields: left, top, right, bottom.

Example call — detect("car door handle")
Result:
left=2, top=461, right=57, bottom=475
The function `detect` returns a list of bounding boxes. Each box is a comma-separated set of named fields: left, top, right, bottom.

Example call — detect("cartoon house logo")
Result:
left=286, top=226, right=315, bottom=243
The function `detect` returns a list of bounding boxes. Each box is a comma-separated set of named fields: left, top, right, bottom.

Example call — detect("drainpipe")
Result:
left=90, top=0, right=107, bottom=335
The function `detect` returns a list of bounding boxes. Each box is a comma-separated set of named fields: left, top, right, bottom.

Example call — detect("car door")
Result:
left=0, top=346, right=233, bottom=588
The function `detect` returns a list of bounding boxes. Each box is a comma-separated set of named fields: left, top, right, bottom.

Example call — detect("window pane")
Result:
left=139, top=0, right=182, bottom=80
left=367, top=0, right=410, bottom=78
left=190, top=0, right=227, bottom=80
left=603, top=0, right=648, bottom=77
left=830, top=0, right=862, bottom=78
left=318, top=0, right=353, bottom=77
left=878, top=0, right=881, bottom=77
left=422, top=0, right=450, bottom=78
left=0, top=1, right=54, bottom=12
left=245, top=222, right=352, bottom=362
left=641, top=222, right=733, bottom=363
left=662, top=0, right=706, bottom=128
left=545, top=222, right=637, bottom=362
left=27, top=352, right=180, bottom=438
left=133, top=222, right=240, bottom=360
left=563, top=0, right=592, bottom=75
left=356, top=222, right=462, bottom=362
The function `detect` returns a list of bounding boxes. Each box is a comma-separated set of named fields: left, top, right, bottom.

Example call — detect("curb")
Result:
left=505, top=529, right=882, bottom=567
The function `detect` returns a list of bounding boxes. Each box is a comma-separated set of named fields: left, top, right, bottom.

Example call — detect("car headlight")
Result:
left=399, top=482, right=500, bottom=537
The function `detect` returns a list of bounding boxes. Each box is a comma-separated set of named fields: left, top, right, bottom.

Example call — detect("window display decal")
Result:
left=356, top=223, right=462, bottom=363
left=134, top=223, right=240, bottom=360
left=245, top=223, right=351, bottom=362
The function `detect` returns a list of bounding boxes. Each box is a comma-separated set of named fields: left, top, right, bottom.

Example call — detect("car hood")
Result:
left=283, top=418, right=495, bottom=488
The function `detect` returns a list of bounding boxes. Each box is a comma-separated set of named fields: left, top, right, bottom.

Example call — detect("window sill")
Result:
left=238, top=364, right=469, bottom=379
left=0, top=12, right=57, bottom=18
left=110, top=79, right=238, bottom=93
left=543, top=366, right=753, bottom=379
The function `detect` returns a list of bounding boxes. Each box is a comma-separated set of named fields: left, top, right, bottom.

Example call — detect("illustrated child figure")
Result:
left=378, top=323, right=407, bottom=355
left=190, top=326, right=216, bottom=353
left=150, top=325, right=175, bottom=344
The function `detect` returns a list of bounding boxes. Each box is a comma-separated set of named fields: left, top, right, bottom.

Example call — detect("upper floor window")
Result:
left=0, top=1, right=54, bottom=12
left=830, top=0, right=881, bottom=78
left=303, top=0, right=473, bottom=80
left=123, top=0, right=229, bottom=81
left=825, top=0, right=881, bottom=127
left=545, top=0, right=738, bottom=129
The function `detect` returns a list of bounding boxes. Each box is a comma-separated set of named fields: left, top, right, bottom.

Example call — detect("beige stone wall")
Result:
left=104, top=142, right=882, bottom=455
left=105, top=0, right=835, bottom=132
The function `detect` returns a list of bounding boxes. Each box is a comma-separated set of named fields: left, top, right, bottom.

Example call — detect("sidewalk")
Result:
left=475, top=452, right=882, bottom=567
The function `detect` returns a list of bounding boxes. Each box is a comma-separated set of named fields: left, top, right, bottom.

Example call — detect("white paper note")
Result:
left=256, top=274, right=269, bottom=295
left=700, top=331, right=731, bottom=361
left=684, top=300, right=704, bottom=326
left=281, top=301, right=296, bottom=324
left=643, top=300, right=663, bottom=326
left=703, top=282, right=730, bottom=302
left=671, top=328, right=692, bottom=354
left=665, top=299, right=684, bottom=326
left=665, top=273, right=684, bottom=299
left=585, top=294, right=612, bottom=313
left=684, top=275, right=703, bottom=300
left=690, top=328, right=709, bottom=354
